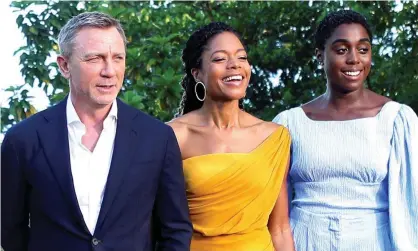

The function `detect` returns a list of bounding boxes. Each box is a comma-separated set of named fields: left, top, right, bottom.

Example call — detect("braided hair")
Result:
left=315, top=9, right=372, bottom=50
left=176, top=22, right=246, bottom=116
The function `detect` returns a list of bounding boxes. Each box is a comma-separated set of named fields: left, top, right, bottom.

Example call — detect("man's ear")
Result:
left=315, top=48, right=324, bottom=65
left=57, top=55, right=71, bottom=79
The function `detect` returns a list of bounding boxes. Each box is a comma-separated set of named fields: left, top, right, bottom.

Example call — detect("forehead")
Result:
left=73, top=27, right=125, bottom=52
left=328, top=23, right=370, bottom=43
left=206, top=32, right=244, bottom=52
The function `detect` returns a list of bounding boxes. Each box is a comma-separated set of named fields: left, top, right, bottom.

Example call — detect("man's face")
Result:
left=58, top=26, right=126, bottom=107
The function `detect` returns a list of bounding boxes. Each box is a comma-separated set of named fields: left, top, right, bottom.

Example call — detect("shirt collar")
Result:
left=66, top=96, right=118, bottom=126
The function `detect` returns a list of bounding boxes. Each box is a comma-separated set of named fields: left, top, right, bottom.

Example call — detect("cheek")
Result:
left=324, top=56, right=342, bottom=76
left=73, top=66, right=100, bottom=88
left=204, top=65, right=222, bottom=86
left=80, top=67, right=97, bottom=81
left=244, top=63, right=251, bottom=78
left=325, top=54, right=339, bottom=67
left=116, top=64, right=126, bottom=78
left=363, top=56, right=372, bottom=69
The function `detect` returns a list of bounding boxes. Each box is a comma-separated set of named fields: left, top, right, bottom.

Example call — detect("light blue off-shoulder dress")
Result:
left=273, top=101, right=418, bottom=251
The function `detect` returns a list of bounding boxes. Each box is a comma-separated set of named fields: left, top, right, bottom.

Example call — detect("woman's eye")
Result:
left=336, top=48, right=348, bottom=54
left=359, top=48, right=369, bottom=54
left=213, top=58, right=225, bottom=62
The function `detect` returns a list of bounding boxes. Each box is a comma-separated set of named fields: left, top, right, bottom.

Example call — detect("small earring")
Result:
left=195, top=81, right=206, bottom=102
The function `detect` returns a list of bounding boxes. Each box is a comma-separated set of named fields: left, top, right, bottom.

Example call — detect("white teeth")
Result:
left=222, top=75, right=243, bottom=82
left=344, top=71, right=360, bottom=76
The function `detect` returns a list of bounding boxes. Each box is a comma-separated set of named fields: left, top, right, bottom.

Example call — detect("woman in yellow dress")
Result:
left=168, top=22, right=295, bottom=251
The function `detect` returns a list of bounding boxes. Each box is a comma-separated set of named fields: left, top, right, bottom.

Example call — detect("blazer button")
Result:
left=92, top=238, right=100, bottom=246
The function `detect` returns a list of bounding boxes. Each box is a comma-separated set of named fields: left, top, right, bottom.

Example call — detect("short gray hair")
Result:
left=58, top=11, right=127, bottom=57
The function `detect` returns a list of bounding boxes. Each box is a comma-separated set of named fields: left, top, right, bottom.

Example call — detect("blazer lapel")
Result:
left=95, top=99, right=139, bottom=233
left=37, top=97, right=90, bottom=234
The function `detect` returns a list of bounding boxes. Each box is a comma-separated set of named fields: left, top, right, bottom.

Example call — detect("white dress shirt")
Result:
left=66, top=97, right=118, bottom=234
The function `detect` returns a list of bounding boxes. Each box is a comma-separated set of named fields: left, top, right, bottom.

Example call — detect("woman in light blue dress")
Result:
left=273, top=10, right=417, bottom=250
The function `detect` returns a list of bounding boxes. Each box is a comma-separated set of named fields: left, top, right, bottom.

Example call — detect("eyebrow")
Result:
left=331, top=38, right=371, bottom=45
left=211, top=48, right=246, bottom=57
left=83, top=52, right=126, bottom=58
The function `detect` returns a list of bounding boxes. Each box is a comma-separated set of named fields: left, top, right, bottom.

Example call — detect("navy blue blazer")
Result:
left=1, top=97, right=192, bottom=251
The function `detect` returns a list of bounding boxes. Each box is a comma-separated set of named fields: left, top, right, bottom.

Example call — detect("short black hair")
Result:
left=176, top=22, right=245, bottom=116
left=315, top=10, right=373, bottom=50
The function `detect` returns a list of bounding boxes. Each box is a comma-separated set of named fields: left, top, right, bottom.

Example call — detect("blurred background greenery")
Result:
left=2, top=0, right=417, bottom=133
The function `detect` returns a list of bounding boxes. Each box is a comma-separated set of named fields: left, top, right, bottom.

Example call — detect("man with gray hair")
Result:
left=1, top=11, right=192, bottom=251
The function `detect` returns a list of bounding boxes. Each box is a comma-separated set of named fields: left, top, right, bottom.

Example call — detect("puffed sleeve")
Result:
left=272, top=110, right=294, bottom=208
left=272, top=110, right=289, bottom=128
left=388, top=104, right=418, bottom=250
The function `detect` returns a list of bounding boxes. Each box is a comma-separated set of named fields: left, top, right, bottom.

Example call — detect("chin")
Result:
left=225, top=91, right=246, bottom=100
left=93, top=95, right=117, bottom=106
left=338, top=85, right=363, bottom=94
left=223, top=95, right=245, bottom=102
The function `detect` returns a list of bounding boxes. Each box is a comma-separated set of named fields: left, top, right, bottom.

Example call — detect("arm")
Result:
left=1, top=132, right=30, bottom=251
left=268, top=157, right=295, bottom=251
left=388, top=105, right=418, bottom=250
left=154, top=127, right=192, bottom=251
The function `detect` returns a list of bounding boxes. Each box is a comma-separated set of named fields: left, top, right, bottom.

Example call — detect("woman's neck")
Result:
left=199, top=99, right=242, bottom=129
left=321, top=86, right=368, bottom=111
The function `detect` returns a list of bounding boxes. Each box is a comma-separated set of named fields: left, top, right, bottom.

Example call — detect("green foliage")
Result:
left=3, top=1, right=417, bottom=132
left=1, top=85, right=37, bottom=132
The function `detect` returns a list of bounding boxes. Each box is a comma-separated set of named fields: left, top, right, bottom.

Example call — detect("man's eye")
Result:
left=87, top=57, right=100, bottom=62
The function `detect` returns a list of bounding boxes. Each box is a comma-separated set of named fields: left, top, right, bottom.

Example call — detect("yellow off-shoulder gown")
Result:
left=183, top=126, right=291, bottom=251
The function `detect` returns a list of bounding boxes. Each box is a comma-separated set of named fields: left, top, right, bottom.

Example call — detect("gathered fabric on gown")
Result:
left=183, top=127, right=291, bottom=251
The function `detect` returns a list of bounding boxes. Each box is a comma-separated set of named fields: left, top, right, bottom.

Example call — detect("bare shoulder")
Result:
left=239, top=111, right=264, bottom=126
left=262, top=121, right=282, bottom=132
left=240, top=111, right=285, bottom=136
left=166, top=111, right=197, bottom=127
left=258, top=121, right=288, bottom=139
left=166, top=116, right=187, bottom=132
left=166, top=114, right=193, bottom=145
